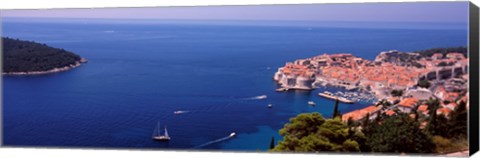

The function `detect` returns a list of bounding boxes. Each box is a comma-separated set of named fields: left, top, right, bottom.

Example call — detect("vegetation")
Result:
left=271, top=46, right=469, bottom=154
left=432, top=136, right=468, bottom=154
left=430, top=101, right=469, bottom=153
left=269, top=137, right=275, bottom=149
left=417, top=80, right=431, bottom=89
left=425, top=99, right=441, bottom=135
left=364, top=113, right=434, bottom=153
left=272, top=113, right=360, bottom=152
left=332, top=98, right=340, bottom=118
left=414, top=46, right=467, bottom=58
left=437, top=62, right=448, bottom=67
left=390, top=89, right=404, bottom=97
left=446, top=101, right=468, bottom=138
left=273, top=97, right=468, bottom=154
left=2, top=37, right=83, bottom=73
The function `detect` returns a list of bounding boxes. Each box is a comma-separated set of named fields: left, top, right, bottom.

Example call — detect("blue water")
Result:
left=1, top=18, right=467, bottom=151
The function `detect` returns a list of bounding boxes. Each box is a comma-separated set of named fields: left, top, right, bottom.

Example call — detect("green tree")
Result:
left=417, top=80, right=431, bottom=89
left=365, top=113, right=435, bottom=153
left=433, top=114, right=450, bottom=137
left=391, top=89, right=404, bottom=97
left=447, top=101, right=468, bottom=138
left=2, top=37, right=84, bottom=73
left=361, top=113, right=370, bottom=130
left=375, top=99, right=392, bottom=108
left=426, top=98, right=441, bottom=135
left=333, top=98, right=340, bottom=118
left=272, top=113, right=360, bottom=152
left=437, top=62, right=448, bottom=67
left=270, top=137, right=275, bottom=149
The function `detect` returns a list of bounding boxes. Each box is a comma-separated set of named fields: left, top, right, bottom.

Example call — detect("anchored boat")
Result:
left=153, top=122, right=171, bottom=141
left=275, top=87, right=289, bottom=92
left=268, top=104, right=273, bottom=108
left=318, top=91, right=354, bottom=104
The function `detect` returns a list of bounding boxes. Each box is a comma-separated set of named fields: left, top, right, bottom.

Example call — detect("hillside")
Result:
left=2, top=37, right=87, bottom=75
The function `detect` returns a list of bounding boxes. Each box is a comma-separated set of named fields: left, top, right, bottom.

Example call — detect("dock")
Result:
left=318, top=91, right=354, bottom=104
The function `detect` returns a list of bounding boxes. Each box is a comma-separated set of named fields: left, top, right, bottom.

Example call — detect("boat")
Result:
left=275, top=87, right=289, bottom=92
left=318, top=91, right=354, bottom=104
left=153, top=122, right=171, bottom=141
left=268, top=104, right=273, bottom=108
left=256, top=95, right=268, bottom=99
left=174, top=110, right=188, bottom=115
left=230, top=132, right=236, bottom=137
left=345, top=86, right=357, bottom=91
left=308, top=101, right=316, bottom=106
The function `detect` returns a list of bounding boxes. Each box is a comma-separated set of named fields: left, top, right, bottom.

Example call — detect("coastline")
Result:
left=273, top=51, right=469, bottom=104
left=2, top=58, right=88, bottom=75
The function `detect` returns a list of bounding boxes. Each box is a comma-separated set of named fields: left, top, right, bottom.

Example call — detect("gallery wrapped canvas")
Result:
left=1, top=1, right=478, bottom=157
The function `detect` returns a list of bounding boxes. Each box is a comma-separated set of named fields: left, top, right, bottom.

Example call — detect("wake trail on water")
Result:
left=193, top=135, right=233, bottom=148
left=241, top=95, right=267, bottom=100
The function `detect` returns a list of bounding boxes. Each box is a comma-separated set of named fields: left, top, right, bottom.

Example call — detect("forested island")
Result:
left=2, top=37, right=87, bottom=75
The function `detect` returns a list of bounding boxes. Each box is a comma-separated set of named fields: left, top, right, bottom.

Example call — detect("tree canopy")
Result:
left=364, top=113, right=434, bottom=153
left=391, top=89, right=404, bottom=97
left=417, top=80, right=431, bottom=89
left=446, top=101, right=468, bottom=139
left=272, top=113, right=360, bottom=152
left=413, top=46, right=467, bottom=58
left=2, top=37, right=83, bottom=73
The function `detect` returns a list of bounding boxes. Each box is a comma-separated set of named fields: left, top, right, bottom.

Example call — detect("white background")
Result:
left=0, top=0, right=479, bottom=158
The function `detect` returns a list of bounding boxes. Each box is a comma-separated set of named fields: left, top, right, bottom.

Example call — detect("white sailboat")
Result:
left=153, top=122, right=171, bottom=141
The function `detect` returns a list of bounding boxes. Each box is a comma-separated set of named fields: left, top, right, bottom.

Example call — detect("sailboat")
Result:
left=153, top=122, right=171, bottom=141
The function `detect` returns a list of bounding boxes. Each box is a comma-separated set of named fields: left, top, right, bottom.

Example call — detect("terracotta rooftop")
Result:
left=417, top=105, right=429, bottom=113
left=342, top=105, right=381, bottom=121
left=398, top=98, right=418, bottom=108
left=437, top=107, right=452, bottom=116
left=386, top=110, right=396, bottom=116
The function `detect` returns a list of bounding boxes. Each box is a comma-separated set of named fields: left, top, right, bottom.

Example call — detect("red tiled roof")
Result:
left=342, top=105, right=380, bottom=121
left=417, top=105, right=428, bottom=113
left=386, top=110, right=396, bottom=116
left=437, top=108, right=452, bottom=116
left=398, top=98, right=418, bottom=108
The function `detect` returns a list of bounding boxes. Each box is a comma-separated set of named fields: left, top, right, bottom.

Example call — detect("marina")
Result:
left=318, top=91, right=354, bottom=104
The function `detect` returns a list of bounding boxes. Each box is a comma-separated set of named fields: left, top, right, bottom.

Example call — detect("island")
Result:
left=2, top=37, right=87, bottom=75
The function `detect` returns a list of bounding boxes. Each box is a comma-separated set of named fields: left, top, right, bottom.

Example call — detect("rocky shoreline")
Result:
left=2, top=58, right=88, bottom=75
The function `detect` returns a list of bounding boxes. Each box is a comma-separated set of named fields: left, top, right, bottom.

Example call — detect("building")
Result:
left=446, top=52, right=465, bottom=60
left=397, top=98, right=418, bottom=113
left=405, top=88, right=434, bottom=100
left=431, top=53, right=444, bottom=60
left=342, top=105, right=383, bottom=122
left=417, top=104, right=429, bottom=115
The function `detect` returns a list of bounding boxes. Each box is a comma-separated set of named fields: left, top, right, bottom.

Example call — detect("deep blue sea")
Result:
left=1, top=18, right=467, bottom=151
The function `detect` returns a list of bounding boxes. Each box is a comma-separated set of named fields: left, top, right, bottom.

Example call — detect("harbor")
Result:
left=318, top=91, right=354, bottom=104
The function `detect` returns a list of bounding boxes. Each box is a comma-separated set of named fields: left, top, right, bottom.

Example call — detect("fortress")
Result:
left=273, top=50, right=469, bottom=100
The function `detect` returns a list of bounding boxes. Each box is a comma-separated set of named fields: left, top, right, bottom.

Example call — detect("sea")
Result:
left=1, top=18, right=468, bottom=151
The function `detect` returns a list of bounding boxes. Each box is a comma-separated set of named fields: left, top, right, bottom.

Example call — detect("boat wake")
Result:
left=243, top=95, right=267, bottom=100
left=193, top=134, right=235, bottom=148
left=174, top=110, right=189, bottom=115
